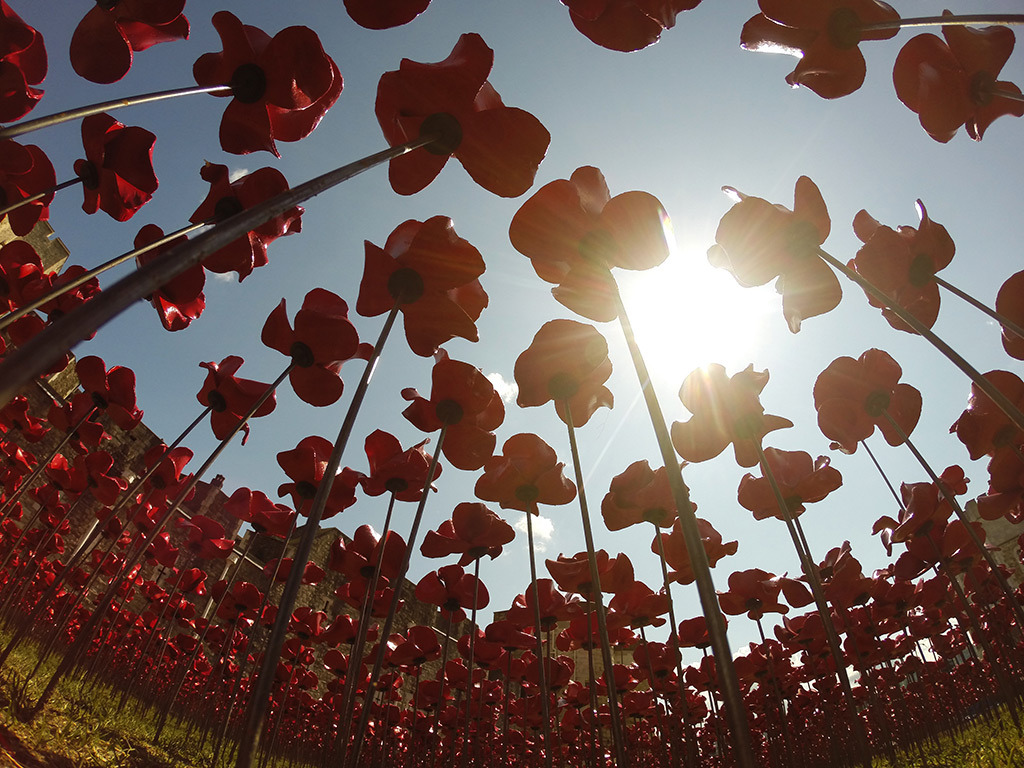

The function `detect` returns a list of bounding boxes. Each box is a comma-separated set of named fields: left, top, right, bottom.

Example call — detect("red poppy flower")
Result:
left=474, top=432, right=576, bottom=513
left=264, top=558, right=325, bottom=585
left=224, top=486, right=295, bottom=538
left=420, top=502, right=515, bottom=565
left=196, top=355, right=277, bottom=444
left=6, top=313, right=70, bottom=373
left=894, top=14, right=1024, bottom=143
left=0, top=395, right=47, bottom=442
left=134, top=224, right=206, bottom=332
left=608, top=580, right=670, bottom=629
left=996, top=271, right=1024, bottom=361
left=506, top=578, right=581, bottom=631
left=343, top=0, right=431, bottom=29
left=188, top=162, right=302, bottom=281
left=46, top=399, right=107, bottom=451
left=509, top=166, right=670, bottom=321
left=737, top=447, right=843, bottom=521
left=401, top=352, right=504, bottom=471
left=261, top=288, right=362, bottom=407
left=72, top=113, right=157, bottom=222
left=848, top=201, right=955, bottom=333
left=717, top=568, right=790, bottom=621
left=70, top=0, right=187, bottom=84
left=375, top=32, right=550, bottom=198
left=741, top=0, right=899, bottom=99
left=357, top=216, right=487, bottom=357
left=72, top=355, right=143, bottom=431
left=36, top=265, right=102, bottom=326
left=547, top=550, right=634, bottom=596
left=601, top=459, right=690, bottom=531
left=709, top=176, right=839, bottom=332
left=0, top=239, right=47, bottom=313
left=654, top=517, right=737, bottom=585
left=46, top=449, right=126, bottom=505
left=328, top=524, right=407, bottom=591
left=812, top=349, right=922, bottom=454
left=514, top=320, right=614, bottom=428
left=561, top=0, right=701, bottom=53
left=390, top=625, right=441, bottom=669
left=415, top=564, right=489, bottom=623
left=276, top=435, right=361, bottom=519
left=950, top=370, right=1024, bottom=461
left=358, top=430, right=441, bottom=502
left=193, top=11, right=342, bottom=156
left=977, top=450, right=1024, bottom=525
left=671, top=363, right=792, bottom=468
left=893, top=518, right=980, bottom=581
left=0, top=140, right=55, bottom=236
left=0, top=1, right=46, bottom=121
left=141, top=443, right=192, bottom=503
left=176, top=515, right=234, bottom=561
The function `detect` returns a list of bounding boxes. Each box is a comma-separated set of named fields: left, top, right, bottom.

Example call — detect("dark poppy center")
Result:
left=515, top=484, right=539, bottom=504
left=295, top=480, right=317, bottom=499
left=785, top=220, right=822, bottom=261
left=863, top=390, right=890, bottom=417
left=230, top=63, right=268, bottom=104
left=993, top=424, right=1019, bottom=447
left=547, top=372, right=579, bottom=400
left=385, top=477, right=409, bottom=493
left=435, top=398, right=464, bottom=425
left=467, top=545, right=488, bottom=560
left=150, top=475, right=166, bottom=489
left=214, top=196, right=244, bottom=221
left=290, top=341, right=315, bottom=368
left=387, top=267, right=425, bottom=304
left=0, top=275, right=10, bottom=298
left=642, top=507, right=668, bottom=525
left=783, top=495, right=803, bottom=515
left=77, top=161, right=100, bottom=191
left=0, top=188, right=8, bottom=208
left=420, top=112, right=463, bottom=156
left=908, top=253, right=935, bottom=287
left=826, top=7, right=862, bottom=50
left=969, top=70, right=996, bottom=106
left=206, top=390, right=228, bottom=413
left=577, top=229, right=616, bottom=266
left=90, top=391, right=108, bottom=409
left=443, top=598, right=461, bottom=613
left=96, top=0, right=119, bottom=9
left=731, top=413, right=762, bottom=440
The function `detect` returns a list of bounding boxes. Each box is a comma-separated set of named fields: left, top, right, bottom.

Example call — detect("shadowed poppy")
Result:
left=70, top=0, right=187, bottom=84
left=872, top=468, right=962, bottom=555
left=977, top=450, right=1024, bottom=524
left=655, top=517, right=738, bottom=585
left=72, top=355, right=143, bottom=431
left=602, top=459, right=689, bottom=531
left=894, top=14, right=1024, bottom=143
left=193, top=11, right=342, bottom=156
left=140, top=443, right=192, bottom=503
left=848, top=201, right=955, bottom=333
left=420, top=502, right=515, bottom=565
left=189, top=162, right=302, bottom=281
left=514, top=320, right=613, bottom=427
left=276, top=435, right=361, bottom=519
left=357, top=216, right=487, bottom=356
left=415, top=564, right=489, bottom=623
left=0, top=1, right=46, bottom=121
left=950, top=370, right=1024, bottom=461
left=401, top=352, right=504, bottom=471
left=562, top=0, right=701, bottom=53
left=261, top=288, right=362, bottom=407
left=509, top=166, right=670, bottom=321
left=73, top=113, right=158, bottom=222
left=741, top=0, right=899, bottom=99
left=0, top=395, right=47, bottom=442
left=710, top=176, right=839, bottom=332
left=46, top=449, right=126, bottom=505
left=475, top=432, right=576, bottom=513
left=344, top=0, right=431, bottom=29
left=177, top=515, right=235, bottom=561
left=737, top=447, right=843, bottom=520
left=36, top=265, right=102, bottom=326
left=375, top=32, right=550, bottom=197
left=0, top=140, right=55, bottom=236
left=391, top=626, right=441, bottom=669
left=0, top=240, right=46, bottom=314
left=671, top=363, right=792, bottom=468
left=328, top=524, right=407, bottom=591
left=134, top=224, right=205, bottom=332
left=196, top=356, right=277, bottom=444
left=813, top=349, right=922, bottom=453
left=995, top=271, right=1024, bottom=360
left=506, top=578, right=581, bottom=631
left=608, top=580, right=670, bottom=629
left=717, top=568, right=789, bottom=620
left=547, top=550, right=634, bottom=596
left=224, top=486, right=295, bottom=538
left=359, top=430, right=440, bottom=503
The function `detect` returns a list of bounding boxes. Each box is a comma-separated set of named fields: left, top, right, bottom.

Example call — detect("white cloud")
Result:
left=228, top=167, right=252, bottom=182
left=486, top=372, right=519, bottom=404
left=514, top=512, right=554, bottom=552
left=211, top=271, right=235, bottom=283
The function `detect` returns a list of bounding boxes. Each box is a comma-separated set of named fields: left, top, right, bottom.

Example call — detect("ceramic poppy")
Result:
left=193, top=11, right=342, bottom=156
left=195, top=355, right=277, bottom=444
left=0, top=1, right=46, bottom=121
left=343, top=0, right=431, bottom=29
left=0, top=140, right=55, bottom=236
left=73, top=113, right=158, bottom=222
left=562, top=0, right=701, bottom=53
left=375, top=32, right=549, bottom=197
left=474, top=433, right=576, bottom=512
left=134, top=224, right=205, bottom=332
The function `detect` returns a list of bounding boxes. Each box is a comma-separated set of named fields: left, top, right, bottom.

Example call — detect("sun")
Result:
left=617, top=235, right=777, bottom=389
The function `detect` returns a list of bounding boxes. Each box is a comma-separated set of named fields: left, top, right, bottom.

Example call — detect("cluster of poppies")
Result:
left=0, top=2, right=1023, bottom=768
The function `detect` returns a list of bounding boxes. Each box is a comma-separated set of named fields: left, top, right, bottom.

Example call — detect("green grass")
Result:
left=870, top=710, right=1024, bottom=768
left=0, top=636, right=212, bottom=768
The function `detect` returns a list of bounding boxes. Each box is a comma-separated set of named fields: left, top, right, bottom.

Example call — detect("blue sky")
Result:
left=7, top=0, right=1024, bottom=656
